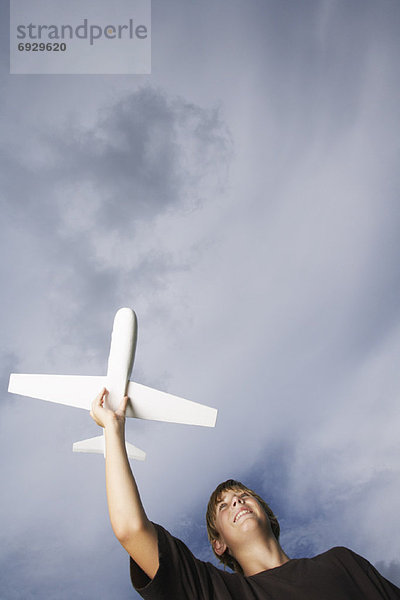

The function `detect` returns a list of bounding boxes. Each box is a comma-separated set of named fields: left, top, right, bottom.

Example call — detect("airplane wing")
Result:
left=8, top=374, right=105, bottom=410
left=8, top=374, right=217, bottom=428
left=126, top=381, right=217, bottom=427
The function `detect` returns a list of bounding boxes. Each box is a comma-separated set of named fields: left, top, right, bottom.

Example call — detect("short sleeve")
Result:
left=341, top=548, right=400, bottom=599
left=366, top=562, right=400, bottom=599
left=130, top=523, right=214, bottom=600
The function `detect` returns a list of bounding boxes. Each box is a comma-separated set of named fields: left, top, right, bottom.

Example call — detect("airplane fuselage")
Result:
left=106, top=308, right=137, bottom=411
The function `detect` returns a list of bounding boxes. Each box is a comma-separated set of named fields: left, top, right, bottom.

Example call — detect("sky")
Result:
left=1, top=0, right=400, bottom=598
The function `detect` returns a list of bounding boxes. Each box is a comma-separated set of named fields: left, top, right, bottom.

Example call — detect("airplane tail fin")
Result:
left=72, top=435, right=105, bottom=455
left=72, top=434, right=145, bottom=461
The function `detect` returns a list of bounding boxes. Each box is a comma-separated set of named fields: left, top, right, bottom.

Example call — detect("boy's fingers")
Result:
left=94, top=387, right=104, bottom=401
left=91, top=388, right=108, bottom=413
left=89, top=407, right=103, bottom=427
left=93, top=387, right=107, bottom=404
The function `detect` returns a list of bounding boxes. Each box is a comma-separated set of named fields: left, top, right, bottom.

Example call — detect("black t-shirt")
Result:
left=130, top=523, right=400, bottom=600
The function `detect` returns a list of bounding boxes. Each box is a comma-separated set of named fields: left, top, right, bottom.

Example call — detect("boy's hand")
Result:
left=90, top=387, right=129, bottom=429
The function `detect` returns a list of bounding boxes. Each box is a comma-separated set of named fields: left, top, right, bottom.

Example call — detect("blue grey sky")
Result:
left=1, top=1, right=400, bottom=598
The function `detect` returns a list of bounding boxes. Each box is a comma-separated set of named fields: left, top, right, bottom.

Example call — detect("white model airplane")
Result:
left=8, top=308, right=217, bottom=460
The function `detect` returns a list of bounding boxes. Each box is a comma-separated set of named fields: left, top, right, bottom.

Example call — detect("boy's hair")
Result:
left=206, top=479, right=280, bottom=573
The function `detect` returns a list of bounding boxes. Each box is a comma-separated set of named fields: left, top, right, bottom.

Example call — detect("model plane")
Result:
left=8, top=308, right=217, bottom=460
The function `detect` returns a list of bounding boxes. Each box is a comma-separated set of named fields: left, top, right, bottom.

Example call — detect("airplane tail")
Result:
left=72, top=434, right=146, bottom=461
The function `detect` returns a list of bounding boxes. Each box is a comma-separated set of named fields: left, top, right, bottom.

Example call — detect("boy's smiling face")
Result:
left=213, top=488, right=272, bottom=557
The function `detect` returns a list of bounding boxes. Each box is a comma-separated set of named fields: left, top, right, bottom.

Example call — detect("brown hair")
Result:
left=206, top=479, right=280, bottom=573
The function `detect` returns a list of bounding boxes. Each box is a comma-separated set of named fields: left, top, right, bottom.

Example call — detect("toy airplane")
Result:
left=8, top=308, right=217, bottom=460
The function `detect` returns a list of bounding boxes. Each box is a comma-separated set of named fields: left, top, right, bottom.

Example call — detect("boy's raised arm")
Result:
left=91, top=388, right=159, bottom=580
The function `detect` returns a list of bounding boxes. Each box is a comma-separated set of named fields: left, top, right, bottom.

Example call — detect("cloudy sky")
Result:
left=1, top=0, right=400, bottom=598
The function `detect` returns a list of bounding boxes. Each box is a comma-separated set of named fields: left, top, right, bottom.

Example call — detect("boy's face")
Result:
left=212, top=488, right=272, bottom=557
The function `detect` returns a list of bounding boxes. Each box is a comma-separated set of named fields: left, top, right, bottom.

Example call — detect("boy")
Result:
left=91, top=388, right=400, bottom=599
